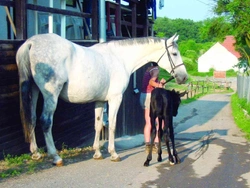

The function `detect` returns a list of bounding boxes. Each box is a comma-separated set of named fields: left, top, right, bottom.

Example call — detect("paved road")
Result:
left=1, top=80, right=250, bottom=188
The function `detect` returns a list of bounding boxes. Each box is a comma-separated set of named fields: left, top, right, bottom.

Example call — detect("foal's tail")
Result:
left=16, top=42, right=33, bottom=143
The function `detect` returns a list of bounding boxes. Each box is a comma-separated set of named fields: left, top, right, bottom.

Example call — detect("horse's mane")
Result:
left=109, top=37, right=162, bottom=46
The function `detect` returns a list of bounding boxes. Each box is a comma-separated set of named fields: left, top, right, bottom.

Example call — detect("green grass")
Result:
left=0, top=145, right=93, bottom=180
left=0, top=153, right=34, bottom=178
left=231, top=93, right=250, bottom=140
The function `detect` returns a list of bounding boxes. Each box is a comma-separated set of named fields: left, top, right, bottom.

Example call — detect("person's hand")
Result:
left=160, top=78, right=166, bottom=85
left=158, top=83, right=163, bottom=88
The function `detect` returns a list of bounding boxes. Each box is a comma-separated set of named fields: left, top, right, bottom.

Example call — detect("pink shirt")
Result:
left=141, top=67, right=159, bottom=93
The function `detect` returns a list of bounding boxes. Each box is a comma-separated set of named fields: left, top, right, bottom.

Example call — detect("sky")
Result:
left=156, top=0, right=216, bottom=22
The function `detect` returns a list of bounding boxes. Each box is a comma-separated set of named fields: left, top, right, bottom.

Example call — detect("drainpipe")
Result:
left=99, top=0, right=106, bottom=43
left=99, top=0, right=108, bottom=138
left=48, top=0, right=53, bottom=33
left=60, top=0, right=66, bottom=38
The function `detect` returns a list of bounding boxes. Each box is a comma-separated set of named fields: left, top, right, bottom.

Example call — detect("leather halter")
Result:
left=156, top=39, right=185, bottom=82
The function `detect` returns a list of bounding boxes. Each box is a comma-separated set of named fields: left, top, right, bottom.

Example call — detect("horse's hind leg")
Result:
left=30, top=84, right=41, bottom=160
left=93, top=101, right=104, bottom=160
left=157, top=118, right=163, bottom=162
left=164, top=117, right=175, bottom=165
left=40, top=91, right=62, bottom=166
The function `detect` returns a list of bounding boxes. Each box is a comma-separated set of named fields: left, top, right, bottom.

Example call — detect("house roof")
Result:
left=221, top=36, right=241, bottom=58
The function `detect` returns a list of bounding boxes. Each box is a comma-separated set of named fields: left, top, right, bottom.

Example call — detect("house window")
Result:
left=66, top=0, right=76, bottom=7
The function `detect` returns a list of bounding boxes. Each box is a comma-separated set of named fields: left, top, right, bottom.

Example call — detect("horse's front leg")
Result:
left=107, top=95, right=123, bottom=162
left=93, top=102, right=105, bottom=160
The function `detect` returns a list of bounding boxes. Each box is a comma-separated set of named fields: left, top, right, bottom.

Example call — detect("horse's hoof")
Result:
left=93, top=155, right=104, bottom=160
left=53, top=159, right=63, bottom=167
left=31, top=153, right=42, bottom=160
left=111, top=156, right=121, bottom=162
left=144, top=162, right=149, bottom=167
left=169, top=161, right=175, bottom=166
left=93, top=151, right=103, bottom=160
left=157, top=157, right=162, bottom=162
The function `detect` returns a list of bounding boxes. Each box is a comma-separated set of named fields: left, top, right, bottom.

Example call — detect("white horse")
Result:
left=16, top=33, right=187, bottom=166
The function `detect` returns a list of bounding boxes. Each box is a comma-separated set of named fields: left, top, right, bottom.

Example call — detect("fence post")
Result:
left=237, top=75, right=242, bottom=98
left=247, top=77, right=250, bottom=103
left=243, top=75, right=247, bottom=98
left=191, top=82, right=193, bottom=98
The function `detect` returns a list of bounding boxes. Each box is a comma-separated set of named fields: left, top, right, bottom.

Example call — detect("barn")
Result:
left=198, top=36, right=241, bottom=72
left=0, top=0, right=162, bottom=159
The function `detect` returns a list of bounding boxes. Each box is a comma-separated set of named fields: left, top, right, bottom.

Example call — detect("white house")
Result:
left=198, top=36, right=241, bottom=72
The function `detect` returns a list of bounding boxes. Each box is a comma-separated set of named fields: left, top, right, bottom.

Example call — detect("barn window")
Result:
left=66, top=0, right=76, bottom=7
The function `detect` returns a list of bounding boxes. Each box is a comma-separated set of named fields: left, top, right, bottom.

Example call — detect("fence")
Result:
left=185, top=78, right=232, bottom=99
left=237, top=74, right=250, bottom=102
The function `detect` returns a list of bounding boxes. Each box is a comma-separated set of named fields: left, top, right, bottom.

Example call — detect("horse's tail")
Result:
left=16, top=42, right=33, bottom=143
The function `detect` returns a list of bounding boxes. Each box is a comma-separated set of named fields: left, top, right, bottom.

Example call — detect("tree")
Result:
left=153, top=17, right=204, bottom=43
left=199, top=17, right=233, bottom=42
left=212, top=0, right=250, bottom=73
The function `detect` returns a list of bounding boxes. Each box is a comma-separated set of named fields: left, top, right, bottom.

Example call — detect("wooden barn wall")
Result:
left=116, top=66, right=147, bottom=137
left=0, top=40, right=147, bottom=159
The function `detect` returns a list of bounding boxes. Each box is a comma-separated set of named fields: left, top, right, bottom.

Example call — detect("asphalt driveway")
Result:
left=1, top=78, right=250, bottom=188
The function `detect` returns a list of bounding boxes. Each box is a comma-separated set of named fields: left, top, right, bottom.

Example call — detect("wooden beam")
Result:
left=91, top=0, right=98, bottom=40
left=14, top=0, right=27, bottom=39
left=115, top=0, right=121, bottom=37
left=142, top=0, right=148, bottom=36
left=131, top=2, right=136, bottom=37
left=27, top=4, right=91, bottom=18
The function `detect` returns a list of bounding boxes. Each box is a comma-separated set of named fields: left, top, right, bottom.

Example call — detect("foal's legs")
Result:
left=157, top=117, right=163, bottom=162
left=93, top=101, right=105, bottom=160
left=164, top=116, right=175, bottom=165
left=169, top=118, right=181, bottom=164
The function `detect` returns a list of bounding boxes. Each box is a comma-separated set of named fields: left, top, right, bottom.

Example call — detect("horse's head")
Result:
left=158, top=34, right=188, bottom=84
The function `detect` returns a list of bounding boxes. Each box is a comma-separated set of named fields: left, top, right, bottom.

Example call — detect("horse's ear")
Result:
left=168, top=33, right=177, bottom=43
left=167, top=34, right=179, bottom=46
left=173, top=35, right=179, bottom=42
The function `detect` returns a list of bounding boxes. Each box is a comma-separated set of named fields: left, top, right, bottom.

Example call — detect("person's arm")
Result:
left=160, top=78, right=167, bottom=85
left=149, top=69, right=163, bottom=88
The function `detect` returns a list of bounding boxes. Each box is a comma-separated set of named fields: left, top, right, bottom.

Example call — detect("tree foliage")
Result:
left=212, top=0, right=250, bottom=73
left=199, top=17, right=234, bottom=42
left=153, top=17, right=207, bottom=43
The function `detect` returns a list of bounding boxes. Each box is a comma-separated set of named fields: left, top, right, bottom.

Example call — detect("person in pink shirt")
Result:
left=140, top=62, right=166, bottom=153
